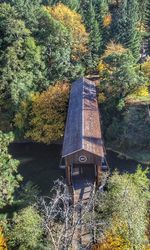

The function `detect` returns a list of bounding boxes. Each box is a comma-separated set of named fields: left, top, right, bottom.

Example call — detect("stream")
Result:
left=9, top=142, right=148, bottom=195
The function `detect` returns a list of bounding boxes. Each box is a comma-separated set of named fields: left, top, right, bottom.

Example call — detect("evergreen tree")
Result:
left=36, top=8, right=72, bottom=81
left=8, top=0, right=42, bottom=31
left=0, top=4, right=46, bottom=110
left=145, top=0, right=150, bottom=54
left=80, top=0, right=102, bottom=68
left=98, top=43, right=146, bottom=127
left=125, top=0, right=141, bottom=60
left=145, top=0, right=150, bottom=31
left=50, top=0, right=79, bottom=10
left=42, top=0, right=53, bottom=5
left=93, top=0, right=110, bottom=52
left=111, top=0, right=141, bottom=60
left=138, top=0, right=148, bottom=31
left=89, top=19, right=102, bottom=62
left=93, top=0, right=109, bottom=24
left=79, top=0, right=91, bottom=27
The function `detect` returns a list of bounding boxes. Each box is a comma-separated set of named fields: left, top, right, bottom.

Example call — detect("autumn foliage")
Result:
left=0, top=227, right=7, bottom=250
left=26, top=83, right=70, bottom=144
left=92, top=233, right=130, bottom=250
left=102, top=42, right=127, bottom=57
left=45, top=3, right=88, bottom=59
left=103, top=14, right=112, bottom=27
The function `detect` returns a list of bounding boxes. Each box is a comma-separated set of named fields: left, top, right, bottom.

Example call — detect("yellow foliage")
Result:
left=97, top=60, right=112, bottom=75
left=0, top=227, right=7, bottom=250
left=103, top=42, right=127, bottom=58
left=137, top=21, right=147, bottom=33
left=92, top=214, right=150, bottom=250
left=128, top=84, right=149, bottom=100
left=97, top=61, right=107, bottom=72
left=98, top=92, right=107, bottom=104
left=134, top=85, right=149, bottom=97
left=26, top=82, right=70, bottom=144
left=141, top=61, right=150, bottom=80
left=103, top=14, right=112, bottom=27
left=143, top=245, right=150, bottom=250
left=98, top=42, right=128, bottom=76
left=92, top=232, right=131, bottom=250
left=45, top=4, right=88, bottom=60
left=14, top=92, right=39, bottom=130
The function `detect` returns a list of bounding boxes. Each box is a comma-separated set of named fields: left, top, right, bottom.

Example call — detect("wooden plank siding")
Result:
left=65, top=149, right=102, bottom=165
left=62, top=78, right=104, bottom=164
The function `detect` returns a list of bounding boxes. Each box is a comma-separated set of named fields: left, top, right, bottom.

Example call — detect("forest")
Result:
left=0, top=0, right=150, bottom=249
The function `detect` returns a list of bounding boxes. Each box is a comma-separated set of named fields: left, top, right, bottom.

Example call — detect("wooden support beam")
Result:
left=66, top=160, right=72, bottom=186
left=65, top=160, right=74, bottom=204
left=96, top=162, right=102, bottom=187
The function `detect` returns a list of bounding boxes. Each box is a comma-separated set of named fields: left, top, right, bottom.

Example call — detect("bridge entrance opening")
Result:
left=72, top=164, right=95, bottom=189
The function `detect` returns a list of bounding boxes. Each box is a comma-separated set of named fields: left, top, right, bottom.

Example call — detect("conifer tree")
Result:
left=62, top=0, right=79, bottom=10
left=138, top=0, right=148, bottom=31
left=125, top=0, right=141, bottom=59
left=80, top=0, right=102, bottom=67
left=93, top=0, right=109, bottom=25
left=145, top=0, right=150, bottom=54
left=145, top=0, right=150, bottom=30
left=93, top=0, right=110, bottom=52
left=89, top=19, right=102, bottom=62
left=111, top=0, right=141, bottom=60
left=51, top=0, right=79, bottom=10
left=79, top=0, right=90, bottom=27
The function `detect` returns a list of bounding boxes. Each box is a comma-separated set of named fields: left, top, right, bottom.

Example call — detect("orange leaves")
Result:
left=0, top=227, right=7, bottom=250
left=45, top=4, right=88, bottom=60
left=26, top=82, right=70, bottom=144
left=103, top=14, right=112, bottom=27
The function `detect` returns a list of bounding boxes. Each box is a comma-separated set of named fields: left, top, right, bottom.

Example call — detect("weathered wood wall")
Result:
left=65, top=149, right=102, bottom=165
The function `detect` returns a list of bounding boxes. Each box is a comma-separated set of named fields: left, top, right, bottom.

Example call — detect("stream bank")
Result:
left=9, top=142, right=148, bottom=195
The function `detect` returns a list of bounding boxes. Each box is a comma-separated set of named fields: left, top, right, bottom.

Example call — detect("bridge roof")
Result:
left=62, top=78, right=104, bottom=158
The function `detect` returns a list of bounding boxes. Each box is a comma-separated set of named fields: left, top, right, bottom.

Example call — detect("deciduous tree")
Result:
left=36, top=7, right=82, bottom=80
left=0, top=3, right=46, bottom=110
left=96, top=167, right=150, bottom=250
left=46, top=3, right=89, bottom=61
left=0, top=226, right=7, bottom=250
left=98, top=42, right=146, bottom=115
left=8, top=206, right=43, bottom=250
left=26, top=83, right=70, bottom=144
left=0, top=131, right=22, bottom=209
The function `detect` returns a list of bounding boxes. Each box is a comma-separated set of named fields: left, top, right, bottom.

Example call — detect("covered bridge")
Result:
left=62, top=78, right=105, bottom=189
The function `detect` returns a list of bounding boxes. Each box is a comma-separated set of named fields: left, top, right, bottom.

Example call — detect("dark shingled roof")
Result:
left=62, top=78, right=104, bottom=158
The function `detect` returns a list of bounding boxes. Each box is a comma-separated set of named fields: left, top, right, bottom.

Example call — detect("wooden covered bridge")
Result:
left=62, top=78, right=107, bottom=202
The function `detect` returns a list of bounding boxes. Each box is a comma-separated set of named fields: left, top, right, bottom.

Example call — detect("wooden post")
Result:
left=66, top=160, right=71, bottom=186
left=96, top=161, right=102, bottom=187
left=65, top=160, right=74, bottom=204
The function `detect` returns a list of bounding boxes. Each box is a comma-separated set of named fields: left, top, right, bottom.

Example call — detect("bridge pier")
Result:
left=96, top=163, right=102, bottom=187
